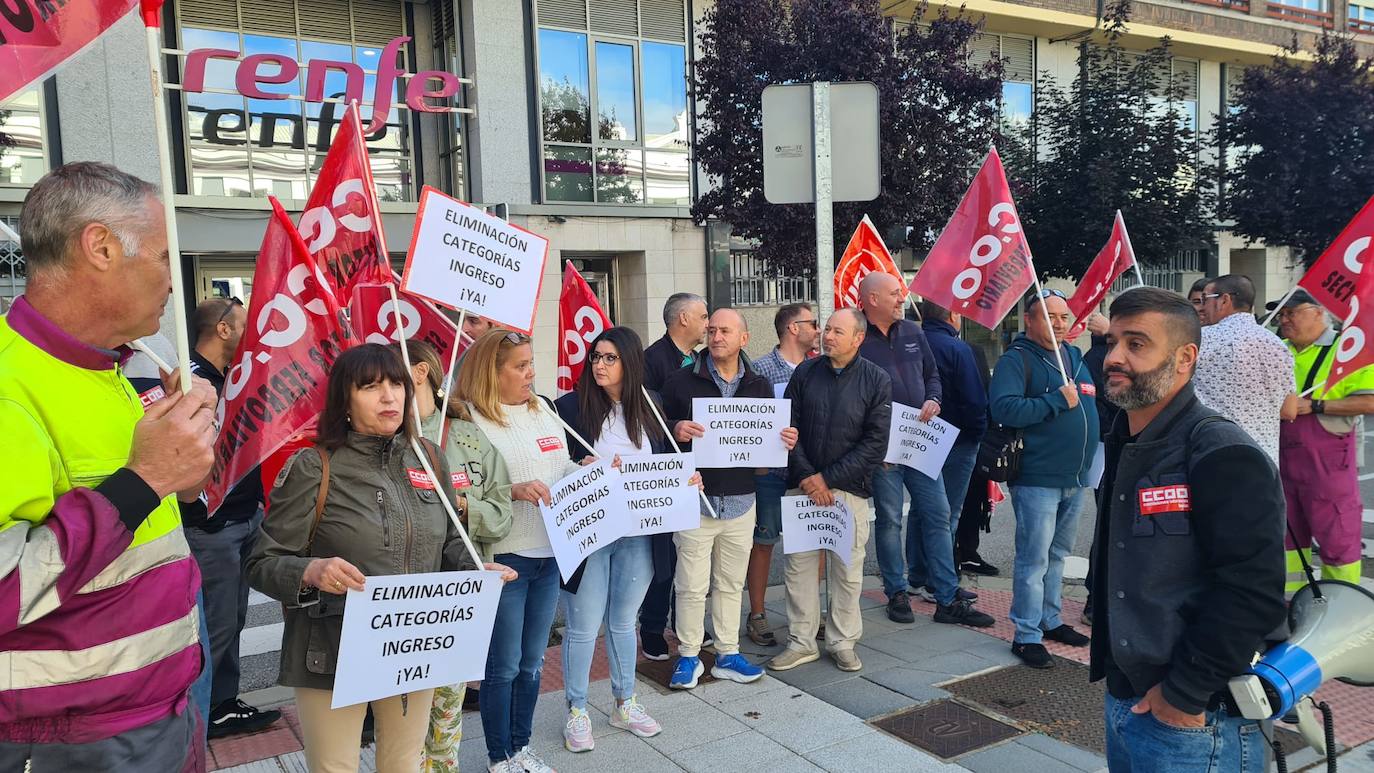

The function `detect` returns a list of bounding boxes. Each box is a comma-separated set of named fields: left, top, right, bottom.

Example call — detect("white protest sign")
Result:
left=620, top=453, right=699, bottom=537
left=781, top=495, right=854, bottom=566
left=538, top=459, right=631, bottom=581
left=1088, top=442, right=1106, bottom=489
left=401, top=186, right=550, bottom=333
left=691, top=397, right=790, bottom=468
left=773, top=382, right=787, bottom=399
left=331, top=570, right=503, bottom=708
left=883, top=403, right=960, bottom=480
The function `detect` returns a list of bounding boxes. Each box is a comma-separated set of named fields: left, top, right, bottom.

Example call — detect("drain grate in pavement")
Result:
left=944, top=656, right=1107, bottom=752
left=636, top=650, right=718, bottom=694
left=871, top=699, right=1022, bottom=759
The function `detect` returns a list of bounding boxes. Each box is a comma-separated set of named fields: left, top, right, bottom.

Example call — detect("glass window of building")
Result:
left=0, top=88, right=50, bottom=187
left=1351, top=1, right=1374, bottom=31
left=536, top=0, right=690, bottom=205
left=174, top=0, right=463, bottom=202
left=967, top=33, right=1035, bottom=133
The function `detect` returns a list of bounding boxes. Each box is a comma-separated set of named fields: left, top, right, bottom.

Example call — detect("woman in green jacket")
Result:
left=247, top=344, right=512, bottom=773
left=389, top=340, right=514, bottom=772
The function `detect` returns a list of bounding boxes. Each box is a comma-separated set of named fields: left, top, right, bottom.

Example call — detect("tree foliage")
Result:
left=1001, top=0, right=1212, bottom=278
left=1219, top=33, right=1374, bottom=267
left=691, top=0, right=1002, bottom=276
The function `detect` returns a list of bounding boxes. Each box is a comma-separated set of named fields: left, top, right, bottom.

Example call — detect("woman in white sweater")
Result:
left=457, top=330, right=582, bottom=773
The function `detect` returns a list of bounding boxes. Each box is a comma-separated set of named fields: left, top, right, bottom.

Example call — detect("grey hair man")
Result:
left=0, top=162, right=218, bottom=771
left=644, top=292, right=708, bottom=392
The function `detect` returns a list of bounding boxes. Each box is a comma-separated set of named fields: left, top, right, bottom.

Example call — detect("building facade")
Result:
left=0, top=0, right=1369, bottom=391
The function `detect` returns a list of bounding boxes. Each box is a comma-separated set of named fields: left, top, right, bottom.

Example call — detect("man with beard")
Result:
left=1091, top=287, right=1285, bottom=772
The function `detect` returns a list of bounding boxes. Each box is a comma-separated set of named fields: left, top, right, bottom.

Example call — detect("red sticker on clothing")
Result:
left=537, top=436, right=564, bottom=453
left=1138, top=484, right=1190, bottom=515
left=451, top=471, right=472, bottom=489
left=1080, top=382, right=1097, bottom=397
left=138, top=385, right=166, bottom=408
left=407, top=469, right=435, bottom=490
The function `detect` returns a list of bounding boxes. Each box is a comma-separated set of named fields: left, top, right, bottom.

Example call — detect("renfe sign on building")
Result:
left=181, top=35, right=466, bottom=149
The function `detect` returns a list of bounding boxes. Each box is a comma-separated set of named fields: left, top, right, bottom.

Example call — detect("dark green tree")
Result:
left=1002, top=0, right=1212, bottom=277
left=1219, top=33, right=1374, bottom=267
left=691, top=0, right=1002, bottom=276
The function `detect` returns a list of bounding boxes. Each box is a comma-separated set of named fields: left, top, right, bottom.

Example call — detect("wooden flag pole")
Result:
left=1261, top=286, right=1300, bottom=328
left=142, top=10, right=193, bottom=393
left=435, top=307, right=467, bottom=445
left=641, top=385, right=718, bottom=519
left=1027, top=263, right=1072, bottom=386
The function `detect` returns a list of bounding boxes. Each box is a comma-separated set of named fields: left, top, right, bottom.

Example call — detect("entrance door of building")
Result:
left=194, top=256, right=259, bottom=305
left=565, top=255, right=618, bottom=324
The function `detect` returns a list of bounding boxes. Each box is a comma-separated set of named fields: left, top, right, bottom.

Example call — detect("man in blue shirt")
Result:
left=858, top=272, right=993, bottom=628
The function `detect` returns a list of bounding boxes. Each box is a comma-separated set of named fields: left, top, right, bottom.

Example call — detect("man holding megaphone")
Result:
left=1089, top=288, right=1287, bottom=772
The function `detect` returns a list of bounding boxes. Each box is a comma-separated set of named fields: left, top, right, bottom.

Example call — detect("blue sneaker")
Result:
left=669, top=656, right=704, bottom=689
left=711, top=653, right=764, bottom=683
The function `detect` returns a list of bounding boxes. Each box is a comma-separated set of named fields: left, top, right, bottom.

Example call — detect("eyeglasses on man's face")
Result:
left=216, top=297, right=244, bottom=325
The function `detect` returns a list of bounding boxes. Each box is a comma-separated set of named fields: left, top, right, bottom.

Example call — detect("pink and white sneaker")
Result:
left=609, top=696, right=662, bottom=738
left=563, top=707, right=594, bottom=752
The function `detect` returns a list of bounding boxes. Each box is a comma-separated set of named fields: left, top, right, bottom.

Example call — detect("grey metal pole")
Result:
left=813, top=82, right=835, bottom=316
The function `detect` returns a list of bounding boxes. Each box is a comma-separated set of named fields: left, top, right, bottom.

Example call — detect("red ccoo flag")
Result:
left=298, top=102, right=395, bottom=299
left=1066, top=211, right=1137, bottom=339
left=350, top=283, right=466, bottom=364
left=1323, top=264, right=1374, bottom=394
left=557, top=262, right=612, bottom=396
left=835, top=215, right=904, bottom=310
left=205, top=197, right=353, bottom=515
left=0, top=0, right=136, bottom=102
left=910, top=148, right=1035, bottom=330
left=1296, top=195, right=1374, bottom=321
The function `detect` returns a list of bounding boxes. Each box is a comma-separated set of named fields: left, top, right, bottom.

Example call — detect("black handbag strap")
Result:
left=1302, top=345, right=1335, bottom=395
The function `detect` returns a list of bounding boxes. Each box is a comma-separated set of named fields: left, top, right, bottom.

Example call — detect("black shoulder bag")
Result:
left=976, top=348, right=1033, bottom=482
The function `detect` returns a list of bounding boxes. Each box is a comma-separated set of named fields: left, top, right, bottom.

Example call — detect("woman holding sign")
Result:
left=388, top=340, right=514, bottom=772
left=552, top=327, right=703, bottom=753
left=458, top=330, right=585, bottom=773
left=246, top=344, right=515, bottom=773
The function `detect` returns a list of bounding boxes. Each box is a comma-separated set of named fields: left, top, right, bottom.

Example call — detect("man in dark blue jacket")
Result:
left=920, top=301, right=989, bottom=573
left=989, top=289, right=1098, bottom=668
left=859, top=272, right=992, bottom=628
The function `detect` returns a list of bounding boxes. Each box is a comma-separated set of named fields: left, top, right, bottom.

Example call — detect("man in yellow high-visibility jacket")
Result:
left=0, top=162, right=218, bottom=772
left=1274, top=288, right=1374, bottom=591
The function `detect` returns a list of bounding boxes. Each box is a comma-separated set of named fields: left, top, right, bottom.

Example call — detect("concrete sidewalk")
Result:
left=212, top=575, right=1372, bottom=773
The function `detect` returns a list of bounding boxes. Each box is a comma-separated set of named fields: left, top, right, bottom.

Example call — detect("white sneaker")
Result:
left=563, top=706, right=594, bottom=752
left=488, top=761, right=522, bottom=773
left=511, top=745, right=557, bottom=773
left=609, top=696, right=662, bottom=738
left=909, top=586, right=937, bottom=603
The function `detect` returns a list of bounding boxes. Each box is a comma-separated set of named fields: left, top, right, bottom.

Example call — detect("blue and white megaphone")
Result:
left=1228, top=580, right=1374, bottom=756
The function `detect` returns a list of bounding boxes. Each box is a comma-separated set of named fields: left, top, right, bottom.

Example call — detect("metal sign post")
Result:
left=812, top=82, right=835, bottom=315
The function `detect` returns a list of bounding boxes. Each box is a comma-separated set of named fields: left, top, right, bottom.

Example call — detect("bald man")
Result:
left=858, top=273, right=993, bottom=628
left=660, top=308, right=798, bottom=689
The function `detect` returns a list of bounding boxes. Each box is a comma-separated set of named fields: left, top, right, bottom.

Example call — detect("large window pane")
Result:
left=595, top=42, right=636, bottom=142
left=1001, top=81, right=1032, bottom=130
left=540, top=30, right=591, bottom=143
left=183, top=28, right=241, bottom=91
left=190, top=146, right=252, bottom=197
left=251, top=150, right=309, bottom=199
left=0, top=89, right=46, bottom=185
left=301, top=40, right=358, bottom=118
left=242, top=35, right=301, bottom=98
left=644, top=150, right=689, bottom=204
left=544, top=145, right=594, bottom=202
left=642, top=43, right=687, bottom=148
left=596, top=148, right=643, bottom=203
left=188, top=92, right=247, bottom=143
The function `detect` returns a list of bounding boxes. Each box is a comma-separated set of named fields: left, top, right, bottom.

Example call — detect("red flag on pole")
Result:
left=910, top=148, right=1035, bottom=330
left=1066, top=211, right=1137, bottom=339
left=1323, top=265, right=1374, bottom=394
left=834, top=215, right=903, bottom=310
left=0, top=0, right=138, bottom=102
left=350, top=282, right=465, bottom=363
left=299, top=103, right=395, bottom=298
left=205, top=197, right=353, bottom=515
left=557, top=262, right=612, bottom=396
left=1296, top=195, right=1374, bottom=321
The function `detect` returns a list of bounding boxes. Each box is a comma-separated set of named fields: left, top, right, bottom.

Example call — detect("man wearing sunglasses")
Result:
left=1193, top=274, right=1293, bottom=464
left=179, top=298, right=281, bottom=738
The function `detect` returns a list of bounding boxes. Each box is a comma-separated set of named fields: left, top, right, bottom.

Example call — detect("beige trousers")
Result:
left=673, top=507, right=756, bottom=657
left=295, top=687, right=435, bottom=773
left=782, top=490, right=871, bottom=655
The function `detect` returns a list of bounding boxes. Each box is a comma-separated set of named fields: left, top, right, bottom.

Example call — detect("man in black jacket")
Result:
left=768, top=308, right=891, bottom=673
left=1092, top=288, right=1284, bottom=772
left=644, top=292, right=708, bottom=391
left=661, top=309, right=798, bottom=689
left=181, top=298, right=279, bottom=738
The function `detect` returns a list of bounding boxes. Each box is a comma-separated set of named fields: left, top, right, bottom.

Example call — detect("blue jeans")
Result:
left=561, top=536, right=653, bottom=709
left=1104, top=692, right=1267, bottom=772
left=872, top=463, right=957, bottom=604
left=940, top=438, right=981, bottom=539
left=1009, top=485, right=1086, bottom=643
left=752, top=470, right=787, bottom=545
left=482, top=554, right=560, bottom=762
left=191, top=590, right=212, bottom=723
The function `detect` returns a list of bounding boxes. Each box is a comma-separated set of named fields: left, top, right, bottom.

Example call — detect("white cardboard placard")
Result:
left=538, top=459, right=631, bottom=581
left=883, top=402, right=960, bottom=480
left=691, top=397, right=790, bottom=468
left=780, top=495, right=854, bottom=566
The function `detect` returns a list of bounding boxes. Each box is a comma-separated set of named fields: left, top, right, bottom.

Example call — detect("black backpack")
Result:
left=976, top=348, right=1033, bottom=482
